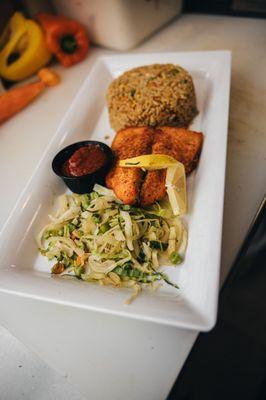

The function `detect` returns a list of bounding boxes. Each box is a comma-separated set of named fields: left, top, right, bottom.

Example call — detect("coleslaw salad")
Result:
left=38, top=184, right=187, bottom=302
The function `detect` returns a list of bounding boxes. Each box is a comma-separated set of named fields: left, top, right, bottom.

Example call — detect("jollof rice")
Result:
left=107, top=64, right=198, bottom=132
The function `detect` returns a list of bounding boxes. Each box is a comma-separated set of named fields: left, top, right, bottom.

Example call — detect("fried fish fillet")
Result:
left=106, top=127, right=154, bottom=204
left=106, top=126, right=203, bottom=206
left=140, top=127, right=203, bottom=206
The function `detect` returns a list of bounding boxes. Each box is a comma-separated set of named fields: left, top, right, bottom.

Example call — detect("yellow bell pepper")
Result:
left=0, top=12, right=52, bottom=81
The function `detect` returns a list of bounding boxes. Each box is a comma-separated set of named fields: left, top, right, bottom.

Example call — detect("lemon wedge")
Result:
left=166, top=164, right=187, bottom=215
left=119, top=154, right=187, bottom=216
left=119, top=154, right=178, bottom=170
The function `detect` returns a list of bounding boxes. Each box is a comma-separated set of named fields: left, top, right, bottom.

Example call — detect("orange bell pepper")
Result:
left=36, top=13, right=89, bottom=67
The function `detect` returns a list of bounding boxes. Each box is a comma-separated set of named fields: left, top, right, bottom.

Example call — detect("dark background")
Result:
left=1, top=0, right=266, bottom=34
left=168, top=197, right=266, bottom=400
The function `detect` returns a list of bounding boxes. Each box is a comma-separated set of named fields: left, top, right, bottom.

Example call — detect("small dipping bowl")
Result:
left=52, top=140, right=114, bottom=194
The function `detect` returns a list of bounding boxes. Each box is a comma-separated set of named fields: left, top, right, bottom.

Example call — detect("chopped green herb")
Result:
left=125, top=161, right=140, bottom=166
left=152, top=269, right=179, bottom=289
left=168, top=68, right=179, bottom=76
left=123, top=261, right=133, bottom=270
left=137, top=250, right=147, bottom=264
left=58, top=228, right=64, bottom=236
left=81, top=194, right=90, bottom=210
left=113, top=266, right=123, bottom=275
left=99, top=222, right=110, bottom=233
left=67, top=223, right=76, bottom=233
left=74, top=265, right=84, bottom=278
left=128, top=269, right=134, bottom=277
left=150, top=241, right=168, bottom=251
left=130, top=88, right=136, bottom=97
left=121, top=269, right=128, bottom=277
left=170, top=252, right=183, bottom=265
left=44, top=231, right=51, bottom=240
left=89, top=192, right=99, bottom=201
left=120, top=204, right=131, bottom=211
left=92, top=213, right=101, bottom=223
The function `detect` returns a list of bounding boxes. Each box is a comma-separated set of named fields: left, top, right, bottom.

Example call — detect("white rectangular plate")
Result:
left=0, top=51, right=231, bottom=330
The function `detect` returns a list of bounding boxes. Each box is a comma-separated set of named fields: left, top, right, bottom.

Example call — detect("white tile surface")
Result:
left=0, top=294, right=197, bottom=400
left=0, top=324, right=87, bottom=400
left=0, top=13, right=265, bottom=400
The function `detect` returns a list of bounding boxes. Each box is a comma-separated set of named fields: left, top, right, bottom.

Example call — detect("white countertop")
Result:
left=0, top=14, right=265, bottom=400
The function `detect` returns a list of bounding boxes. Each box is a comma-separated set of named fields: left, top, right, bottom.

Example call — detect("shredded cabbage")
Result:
left=38, top=185, right=187, bottom=297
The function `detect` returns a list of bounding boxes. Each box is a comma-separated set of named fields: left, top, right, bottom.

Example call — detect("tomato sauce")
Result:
left=62, top=145, right=107, bottom=177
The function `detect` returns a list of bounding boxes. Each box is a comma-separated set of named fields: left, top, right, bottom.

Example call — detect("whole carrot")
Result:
left=0, top=68, right=60, bottom=124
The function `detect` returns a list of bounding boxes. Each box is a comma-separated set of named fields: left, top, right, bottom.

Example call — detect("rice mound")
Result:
left=107, top=64, right=198, bottom=132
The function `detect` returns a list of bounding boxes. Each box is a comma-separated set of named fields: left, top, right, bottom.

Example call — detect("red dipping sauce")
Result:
left=62, top=144, right=107, bottom=177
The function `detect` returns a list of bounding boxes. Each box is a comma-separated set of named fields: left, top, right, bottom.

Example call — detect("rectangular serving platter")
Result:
left=0, top=51, right=231, bottom=330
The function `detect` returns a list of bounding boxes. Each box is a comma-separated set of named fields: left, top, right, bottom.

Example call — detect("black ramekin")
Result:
left=52, top=140, right=114, bottom=194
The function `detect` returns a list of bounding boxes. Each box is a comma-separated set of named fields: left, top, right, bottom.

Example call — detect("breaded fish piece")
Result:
left=106, top=127, right=154, bottom=204
left=106, top=166, right=143, bottom=205
left=140, top=127, right=203, bottom=206
left=152, top=127, right=203, bottom=174
left=140, top=169, right=167, bottom=207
